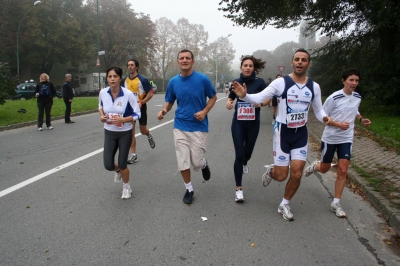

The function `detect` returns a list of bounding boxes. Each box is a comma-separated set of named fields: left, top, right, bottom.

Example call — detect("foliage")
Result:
left=219, top=0, right=400, bottom=107
left=0, top=63, right=19, bottom=105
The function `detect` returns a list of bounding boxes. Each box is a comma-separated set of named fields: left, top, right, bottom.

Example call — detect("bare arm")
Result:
left=157, top=102, right=174, bottom=120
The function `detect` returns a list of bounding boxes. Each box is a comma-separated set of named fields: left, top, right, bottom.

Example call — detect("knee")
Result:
left=192, top=157, right=204, bottom=171
left=104, top=163, right=114, bottom=171
left=274, top=171, right=289, bottom=182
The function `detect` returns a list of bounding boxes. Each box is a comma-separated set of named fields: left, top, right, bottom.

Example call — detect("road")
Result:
left=0, top=93, right=399, bottom=265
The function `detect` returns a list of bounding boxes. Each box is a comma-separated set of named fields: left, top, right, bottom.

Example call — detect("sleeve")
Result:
left=129, top=92, right=141, bottom=121
left=322, top=95, right=335, bottom=116
left=241, top=78, right=282, bottom=104
left=98, top=91, right=103, bottom=110
left=141, top=76, right=152, bottom=93
left=311, top=83, right=328, bottom=122
left=50, top=83, right=56, bottom=97
left=35, top=83, right=40, bottom=93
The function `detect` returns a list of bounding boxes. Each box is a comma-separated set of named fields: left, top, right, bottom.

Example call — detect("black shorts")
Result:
left=272, top=96, right=278, bottom=107
left=137, top=103, right=147, bottom=126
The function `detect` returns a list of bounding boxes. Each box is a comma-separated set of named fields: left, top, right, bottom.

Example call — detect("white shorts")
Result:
left=173, top=129, right=207, bottom=171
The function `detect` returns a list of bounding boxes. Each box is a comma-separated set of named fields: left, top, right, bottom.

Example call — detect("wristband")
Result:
left=359, top=117, right=363, bottom=122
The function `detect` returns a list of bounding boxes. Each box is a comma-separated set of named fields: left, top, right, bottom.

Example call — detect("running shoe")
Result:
left=278, top=204, right=294, bottom=221
left=38, top=127, right=42, bottom=131
left=148, top=134, right=155, bottom=149
left=331, top=202, right=346, bottom=218
left=304, top=160, right=319, bottom=177
left=201, top=160, right=211, bottom=181
left=114, top=171, right=121, bottom=183
left=47, top=126, right=53, bottom=130
left=235, top=189, right=244, bottom=202
left=262, top=164, right=274, bottom=187
left=121, top=186, right=132, bottom=199
left=243, top=164, right=249, bottom=174
left=127, top=154, right=138, bottom=164
left=183, top=189, right=194, bottom=204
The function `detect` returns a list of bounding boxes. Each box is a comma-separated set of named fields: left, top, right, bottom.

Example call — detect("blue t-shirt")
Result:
left=165, top=71, right=216, bottom=132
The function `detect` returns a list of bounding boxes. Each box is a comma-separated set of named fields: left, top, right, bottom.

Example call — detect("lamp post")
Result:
left=215, top=34, right=231, bottom=87
left=96, top=0, right=100, bottom=89
left=17, top=0, right=41, bottom=76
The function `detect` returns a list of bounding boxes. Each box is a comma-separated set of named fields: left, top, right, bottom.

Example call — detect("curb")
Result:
left=308, top=130, right=400, bottom=236
left=0, top=110, right=98, bottom=132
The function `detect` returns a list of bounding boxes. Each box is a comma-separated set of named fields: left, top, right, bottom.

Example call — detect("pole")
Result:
left=17, top=1, right=41, bottom=76
left=215, top=59, right=218, bottom=88
left=97, top=0, right=100, bottom=90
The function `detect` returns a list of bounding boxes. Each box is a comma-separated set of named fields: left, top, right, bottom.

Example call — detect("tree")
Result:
left=0, top=63, right=19, bottom=105
left=219, top=0, right=400, bottom=105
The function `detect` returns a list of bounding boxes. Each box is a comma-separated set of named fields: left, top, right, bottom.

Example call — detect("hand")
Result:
left=232, top=82, right=247, bottom=98
left=194, top=111, right=206, bottom=121
left=226, top=100, right=234, bottom=110
left=157, top=109, right=167, bottom=120
left=69, top=99, right=72, bottom=102
left=100, top=114, right=108, bottom=123
left=361, top=118, right=371, bottom=127
left=337, top=121, right=350, bottom=130
left=35, top=93, right=39, bottom=97
left=323, top=116, right=331, bottom=125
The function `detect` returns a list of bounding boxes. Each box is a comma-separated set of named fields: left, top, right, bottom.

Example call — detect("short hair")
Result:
left=127, top=59, right=139, bottom=70
left=292, top=48, right=311, bottom=61
left=40, top=73, right=50, bottom=82
left=239, top=55, right=266, bottom=75
left=276, top=74, right=282, bottom=78
left=177, top=49, right=194, bottom=61
left=341, top=68, right=360, bottom=81
left=65, top=74, right=71, bottom=78
left=106, top=66, right=123, bottom=79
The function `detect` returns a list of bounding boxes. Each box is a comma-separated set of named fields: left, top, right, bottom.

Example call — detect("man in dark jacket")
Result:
left=63, top=74, right=75, bottom=123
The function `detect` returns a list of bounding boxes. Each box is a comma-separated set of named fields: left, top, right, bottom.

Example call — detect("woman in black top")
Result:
left=226, top=55, right=267, bottom=202
left=35, top=73, right=56, bottom=131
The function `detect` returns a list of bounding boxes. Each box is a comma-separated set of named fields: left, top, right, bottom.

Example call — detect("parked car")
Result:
left=12, top=81, right=62, bottom=100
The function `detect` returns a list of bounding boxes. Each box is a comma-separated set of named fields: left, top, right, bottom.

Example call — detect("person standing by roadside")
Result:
left=232, top=49, right=331, bottom=221
left=99, top=66, right=141, bottom=199
left=35, top=73, right=56, bottom=131
left=226, top=55, right=267, bottom=202
left=304, top=68, right=371, bottom=217
left=157, top=49, right=217, bottom=205
left=63, top=74, right=75, bottom=124
left=121, top=59, right=155, bottom=164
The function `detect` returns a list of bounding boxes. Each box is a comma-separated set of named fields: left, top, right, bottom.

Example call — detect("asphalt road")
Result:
left=0, top=93, right=399, bottom=265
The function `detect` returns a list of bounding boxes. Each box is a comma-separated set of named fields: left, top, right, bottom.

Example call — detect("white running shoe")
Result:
left=304, top=161, right=319, bottom=177
left=47, top=126, right=53, bottom=130
left=38, top=127, right=42, bottom=131
left=127, top=154, right=137, bottom=164
left=121, top=186, right=132, bottom=199
left=262, top=164, right=274, bottom=187
left=331, top=202, right=346, bottom=218
left=243, top=165, right=249, bottom=174
left=235, top=189, right=244, bottom=202
left=278, top=204, right=294, bottom=221
left=114, top=171, right=121, bottom=183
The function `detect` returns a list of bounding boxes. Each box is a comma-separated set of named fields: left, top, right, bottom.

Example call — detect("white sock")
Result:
left=185, top=182, right=193, bottom=192
left=280, top=198, right=289, bottom=206
left=333, top=198, right=340, bottom=204
left=123, top=182, right=130, bottom=189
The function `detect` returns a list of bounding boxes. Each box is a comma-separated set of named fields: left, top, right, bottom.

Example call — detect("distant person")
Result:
left=304, top=68, right=371, bottom=218
left=35, top=73, right=56, bottom=131
left=99, top=66, right=141, bottom=199
left=157, top=49, right=217, bottom=205
left=226, top=55, right=267, bottom=202
left=224, top=82, right=230, bottom=95
left=121, top=59, right=155, bottom=164
left=232, top=49, right=331, bottom=221
left=63, top=74, right=75, bottom=124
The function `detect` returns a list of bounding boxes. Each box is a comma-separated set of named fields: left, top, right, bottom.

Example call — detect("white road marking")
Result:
left=0, top=119, right=175, bottom=198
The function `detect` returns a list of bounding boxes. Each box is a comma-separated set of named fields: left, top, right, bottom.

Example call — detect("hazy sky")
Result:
left=128, top=0, right=300, bottom=66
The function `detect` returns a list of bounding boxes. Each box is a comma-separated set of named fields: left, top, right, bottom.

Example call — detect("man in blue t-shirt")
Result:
left=157, top=49, right=217, bottom=205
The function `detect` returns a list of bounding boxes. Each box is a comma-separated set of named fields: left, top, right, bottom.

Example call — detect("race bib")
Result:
left=106, top=113, right=123, bottom=128
left=286, top=112, right=308, bottom=128
left=237, top=102, right=255, bottom=120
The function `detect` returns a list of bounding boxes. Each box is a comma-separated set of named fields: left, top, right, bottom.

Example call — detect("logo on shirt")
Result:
left=117, top=101, right=122, bottom=106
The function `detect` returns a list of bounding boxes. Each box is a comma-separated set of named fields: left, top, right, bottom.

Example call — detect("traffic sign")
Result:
left=278, top=66, right=285, bottom=74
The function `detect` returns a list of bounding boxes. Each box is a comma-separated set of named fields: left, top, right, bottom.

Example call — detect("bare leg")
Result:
left=181, top=169, right=191, bottom=183
left=334, top=159, right=350, bottom=199
left=283, top=160, right=306, bottom=200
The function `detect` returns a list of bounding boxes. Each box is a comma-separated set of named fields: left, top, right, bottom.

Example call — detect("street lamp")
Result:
left=16, top=0, right=41, bottom=76
left=215, top=34, right=232, bottom=87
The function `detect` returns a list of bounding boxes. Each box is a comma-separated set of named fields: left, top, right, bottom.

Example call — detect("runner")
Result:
left=304, top=68, right=371, bottom=217
left=99, top=66, right=141, bottom=199
left=226, top=55, right=267, bottom=202
left=121, top=59, right=155, bottom=164
left=232, top=49, right=331, bottom=221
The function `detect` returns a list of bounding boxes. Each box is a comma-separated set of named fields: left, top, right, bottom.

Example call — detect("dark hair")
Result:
left=341, top=68, right=360, bottom=81
left=177, top=49, right=194, bottom=61
left=127, top=59, right=139, bottom=70
left=106, top=66, right=123, bottom=79
left=240, top=55, right=266, bottom=75
left=292, top=48, right=311, bottom=61
left=276, top=74, right=282, bottom=78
